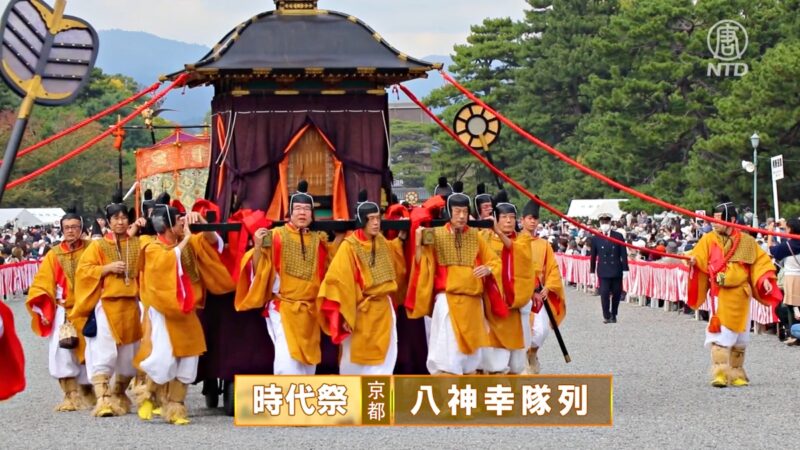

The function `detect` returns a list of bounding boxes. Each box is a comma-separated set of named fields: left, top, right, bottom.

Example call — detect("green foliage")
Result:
left=424, top=0, right=800, bottom=221
left=0, top=68, right=178, bottom=212
left=389, top=120, right=437, bottom=187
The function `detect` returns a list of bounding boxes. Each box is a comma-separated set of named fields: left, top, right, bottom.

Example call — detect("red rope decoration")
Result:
left=6, top=75, right=188, bottom=190
left=439, top=70, right=800, bottom=241
left=397, top=83, right=686, bottom=261
left=1, top=81, right=162, bottom=164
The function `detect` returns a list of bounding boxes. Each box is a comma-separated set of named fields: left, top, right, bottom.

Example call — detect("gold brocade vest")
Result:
left=97, top=236, right=140, bottom=285
left=347, top=234, right=395, bottom=285
left=278, top=227, right=324, bottom=281
left=716, top=231, right=758, bottom=265
left=153, top=241, right=201, bottom=284
left=52, top=239, right=88, bottom=293
left=434, top=226, right=479, bottom=267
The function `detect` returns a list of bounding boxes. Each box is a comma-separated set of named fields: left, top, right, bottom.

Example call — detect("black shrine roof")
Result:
left=167, top=8, right=441, bottom=84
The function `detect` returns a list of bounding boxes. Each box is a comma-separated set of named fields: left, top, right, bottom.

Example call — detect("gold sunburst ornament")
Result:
left=405, top=191, right=419, bottom=205
left=453, top=103, right=501, bottom=150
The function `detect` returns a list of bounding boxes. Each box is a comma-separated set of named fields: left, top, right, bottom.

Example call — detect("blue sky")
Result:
left=61, top=0, right=529, bottom=56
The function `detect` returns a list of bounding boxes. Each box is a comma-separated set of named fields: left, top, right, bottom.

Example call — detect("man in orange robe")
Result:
left=521, top=199, right=566, bottom=374
left=135, top=205, right=234, bottom=425
left=480, top=194, right=537, bottom=374
left=686, top=202, right=781, bottom=387
left=406, top=182, right=506, bottom=375
left=71, top=196, right=142, bottom=417
left=235, top=181, right=342, bottom=375
left=318, top=191, right=407, bottom=375
left=25, top=211, right=93, bottom=410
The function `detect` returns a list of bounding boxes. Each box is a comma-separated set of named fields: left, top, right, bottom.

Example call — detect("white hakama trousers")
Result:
left=139, top=308, right=198, bottom=385
left=85, top=301, right=138, bottom=379
left=704, top=297, right=751, bottom=349
left=265, top=301, right=316, bottom=375
left=530, top=307, right=551, bottom=349
left=427, top=293, right=482, bottom=375
left=47, top=305, right=82, bottom=379
left=340, top=299, right=397, bottom=375
left=480, top=301, right=533, bottom=375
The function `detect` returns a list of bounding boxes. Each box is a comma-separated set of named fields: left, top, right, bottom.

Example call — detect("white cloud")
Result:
left=61, top=0, right=529, bottom=56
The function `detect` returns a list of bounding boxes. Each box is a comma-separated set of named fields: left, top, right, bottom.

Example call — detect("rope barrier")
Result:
left=439, top=70, right=800, bottom=241
left=0, top=81, right=162, bottom=164
left=5, top=75, right=188, bottom=189
left=397, top=83, right=686, bottom=260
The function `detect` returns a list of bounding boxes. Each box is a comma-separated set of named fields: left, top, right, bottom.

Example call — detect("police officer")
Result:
left=590, top=213, right=629, bottom=323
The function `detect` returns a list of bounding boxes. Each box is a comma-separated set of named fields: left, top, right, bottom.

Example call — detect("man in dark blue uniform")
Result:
left=590, top=213, right=629, bottom=323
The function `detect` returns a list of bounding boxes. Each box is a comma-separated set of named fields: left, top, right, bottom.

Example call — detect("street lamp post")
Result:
left=750, top=132, right=760, bottom=228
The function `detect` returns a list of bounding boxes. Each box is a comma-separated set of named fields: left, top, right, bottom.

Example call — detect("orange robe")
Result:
left=530, top=236, right=567, bottom=326
left=687, top=230, right=781, bottom=333
left=406, top=224, right=505, bottom=355
left=234, top=225, right=335, bottom=365
left=70, top=235, right=142, bottom=345
left=26, top=240, right=89, bottom=362
left=135, top=234, right=235, bottom=361
left=317, top=231, right=406, bottom=365
left=485, top=232, right=536, bottom=350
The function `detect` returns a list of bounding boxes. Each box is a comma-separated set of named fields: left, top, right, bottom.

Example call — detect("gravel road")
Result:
left=2, top=288, right=797, bottom=449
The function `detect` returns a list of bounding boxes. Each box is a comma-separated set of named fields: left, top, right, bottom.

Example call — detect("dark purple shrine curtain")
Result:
left=206, top=94, right=390, bottom=219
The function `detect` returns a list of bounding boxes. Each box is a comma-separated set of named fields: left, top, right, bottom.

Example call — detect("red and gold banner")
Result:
left=135, top=130, right=210, bottom=208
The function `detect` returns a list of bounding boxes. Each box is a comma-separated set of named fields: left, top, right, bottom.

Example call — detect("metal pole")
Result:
left=118, top=149, right=123, bottom=197
left=753, top=147, right=758, bottom=227
left=0, top=116, right=31, bottom=204
left=772, top=177, right=780, bottom=223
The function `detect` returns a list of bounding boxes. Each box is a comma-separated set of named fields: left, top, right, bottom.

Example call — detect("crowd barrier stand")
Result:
left=0, top=260, right=41, bottom=298
left=555, top=254, right=776, bottom=326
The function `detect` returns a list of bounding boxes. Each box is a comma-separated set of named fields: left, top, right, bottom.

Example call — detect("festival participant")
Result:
left=1, top=298, right=26, bottom=401
left=480, top=191, right=536, bottom=374
left=134, top=205, right=233, bottom=425
left=474, top=183, right=494, bottom=220
left=384, top=193, right=428, bottom=375
left=70, top=195, right=142, bottom=417
left=520, top=199, right=566, bottom=374
left=235, top=181, right=342, bottom=375
left=318, top=191, right=407, bottom=375
left=127, top=190, right=166, bottom=416
left=686, top=201, right=781, bottom=387
left=406, top=181, right=505, bottom=375
left=433, top=176, right=453, bottom=199
left=128, top=189, right=158, bottom=241
left=25, top=209, right=93, bottom=410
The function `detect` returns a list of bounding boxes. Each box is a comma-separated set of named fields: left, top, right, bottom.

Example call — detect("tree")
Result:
left=389, top=120, right=437, bottom=187
left=687, top=41, right=800, bottom=219
left=0, top=109, right=127, bottom=213
left=0, top=67, right=176, bottom=210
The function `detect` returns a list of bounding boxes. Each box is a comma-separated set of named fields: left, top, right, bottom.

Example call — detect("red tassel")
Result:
left=708, top=315, right=721, bottom=333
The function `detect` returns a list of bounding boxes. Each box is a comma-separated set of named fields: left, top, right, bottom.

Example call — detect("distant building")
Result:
left=389, top=102, right=434, bottom=124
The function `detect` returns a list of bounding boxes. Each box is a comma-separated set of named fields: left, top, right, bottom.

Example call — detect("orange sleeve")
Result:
left=70, top=242, right=104, bottom=320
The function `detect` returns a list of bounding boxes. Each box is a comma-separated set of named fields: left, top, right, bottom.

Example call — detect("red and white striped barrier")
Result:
left=555, top=254, right=776, bottom=325
left=0, top=260, right=40, bottom=298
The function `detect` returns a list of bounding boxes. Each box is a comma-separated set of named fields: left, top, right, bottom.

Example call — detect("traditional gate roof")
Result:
left=166, top=0, right=440, bottom=86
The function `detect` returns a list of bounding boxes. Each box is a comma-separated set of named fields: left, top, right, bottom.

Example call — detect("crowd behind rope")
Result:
left=0, top=216, right=111, bottom=266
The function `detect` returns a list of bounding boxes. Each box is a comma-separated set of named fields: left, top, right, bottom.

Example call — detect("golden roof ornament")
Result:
left=274, top=0, right=318, bottom=10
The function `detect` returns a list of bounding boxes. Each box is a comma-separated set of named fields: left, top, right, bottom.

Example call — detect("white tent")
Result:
left=0, top=208, right=66, bottom=228
left=27, top=208, right=66, bottom=226
left=566, top=199, right=628, bottom=220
